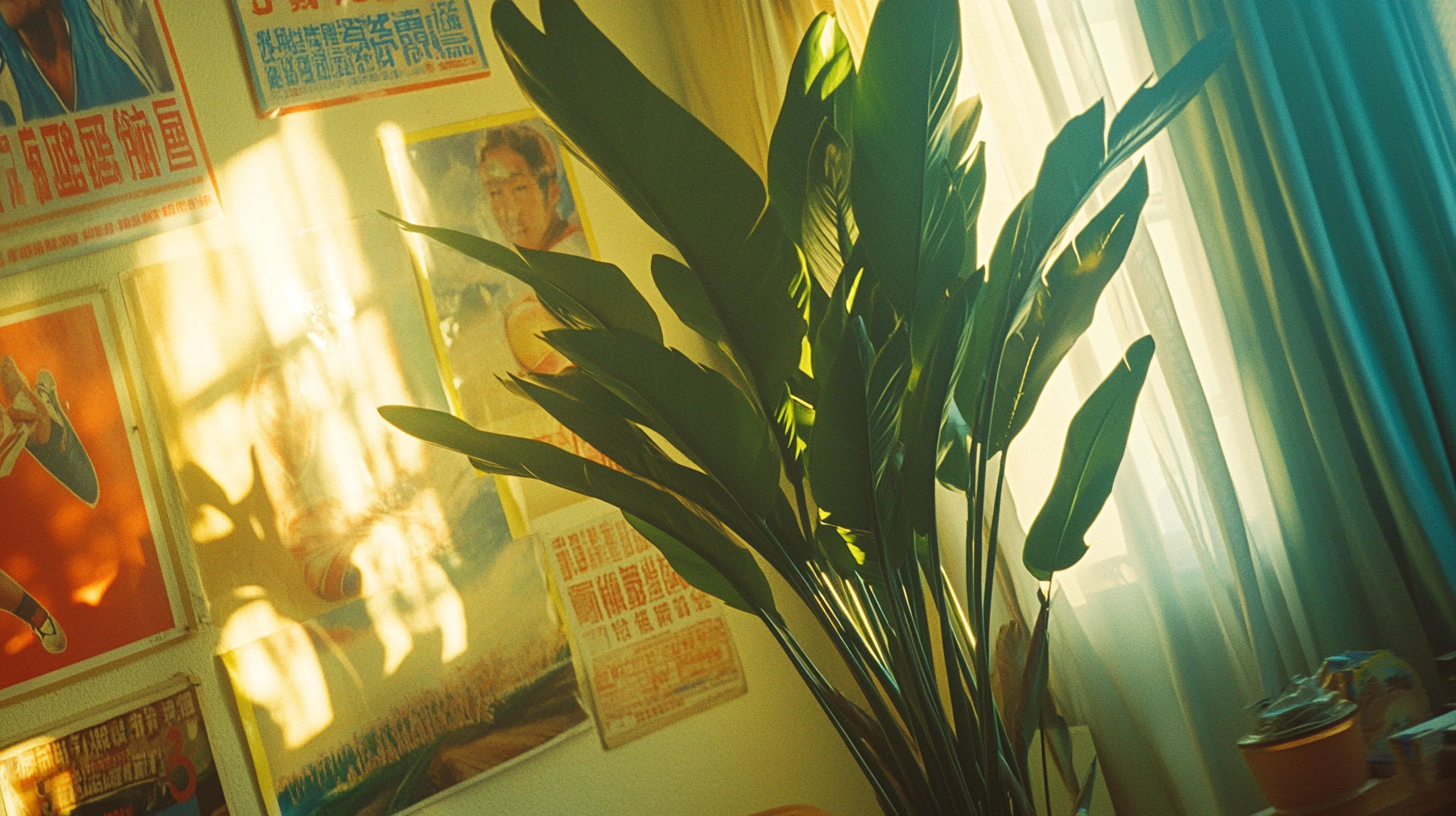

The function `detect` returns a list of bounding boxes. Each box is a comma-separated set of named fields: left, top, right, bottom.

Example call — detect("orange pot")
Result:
left=1239, top=712, right=1368, bottom=813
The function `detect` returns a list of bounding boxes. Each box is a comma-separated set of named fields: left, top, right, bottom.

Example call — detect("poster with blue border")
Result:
left=231, top=0, right=490, bottom=117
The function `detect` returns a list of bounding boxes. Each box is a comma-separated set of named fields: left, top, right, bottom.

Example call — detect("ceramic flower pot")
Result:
left=1239, top=711, right=1368, bottom=813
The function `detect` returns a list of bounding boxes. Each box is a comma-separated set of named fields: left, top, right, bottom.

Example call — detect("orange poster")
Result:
left=0, top=289, right=184, bottom=699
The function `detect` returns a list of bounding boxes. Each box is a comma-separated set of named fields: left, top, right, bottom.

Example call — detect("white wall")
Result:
left=0, top=1, right=878, bottom=814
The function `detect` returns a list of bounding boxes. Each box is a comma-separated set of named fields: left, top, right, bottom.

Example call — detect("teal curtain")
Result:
left=1132, top=0, right=1456, bottom=676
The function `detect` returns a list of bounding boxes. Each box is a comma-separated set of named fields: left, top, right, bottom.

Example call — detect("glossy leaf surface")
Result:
left=379, top=405, right=775, bottom=614
left=1022, top=335, right=1156, bottom=579
left=544, top=328, right=782, bottom=515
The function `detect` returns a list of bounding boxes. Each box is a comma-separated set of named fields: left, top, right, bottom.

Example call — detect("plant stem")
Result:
left=759, top=611, right=910, bottom=816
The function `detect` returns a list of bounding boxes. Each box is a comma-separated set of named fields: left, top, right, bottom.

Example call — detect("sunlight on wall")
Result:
left=358, top=529, right=469, bottom=674
left=225, top=599, right=335, bottom=749
left=124, top=111, right=471, bottom=674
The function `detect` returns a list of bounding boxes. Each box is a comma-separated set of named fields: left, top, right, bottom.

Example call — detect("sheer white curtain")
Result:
left=647, top=1, right=1437, bottom=814
left=951, top=0, right=1437, bottom=813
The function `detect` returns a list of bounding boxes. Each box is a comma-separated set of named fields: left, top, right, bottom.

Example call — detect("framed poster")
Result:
left=0, top=677, right=228, bottom=816
left=231, top=0, right=490, bottom=117
left=0, top=0, right=218, bottom=275
left=381, top=110, right=603, bottom=532
left=0, top=287, right=187, bottom=701
left=124, top=218, right=531, bottom=651
left=224, top=534, right=587, bottom=816
left=536, top=502, right=747, bottom=749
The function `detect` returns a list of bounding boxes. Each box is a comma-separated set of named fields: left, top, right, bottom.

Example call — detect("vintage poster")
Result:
left=0, top=679, right=228, bottom=816
left=223, top=534, right=587, bottom=816
left=0, top=0, right=218, bottom=275
left=123, top=218, right=518, bottom=652
left=231, top=0, right=490, bottom=117
left=0, top=288, right=186, bottom=701
left=536, top=503, right=747, bottom=749
left=381, top=109, right=603, bottom=532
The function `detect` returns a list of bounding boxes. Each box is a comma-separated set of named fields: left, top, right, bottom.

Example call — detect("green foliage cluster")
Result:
left=381, top=1, right=1230, bottom=813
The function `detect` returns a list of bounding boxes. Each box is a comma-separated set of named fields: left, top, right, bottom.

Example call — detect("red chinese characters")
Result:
left=0, top=135, right=26, bottom=211
left=76, top=115, right=124, bottom=189
left=114, top=105, right=161, bottom=181
left=152, top=100, right=198, bottom=172
left=17, top=128, right=52, bottom=205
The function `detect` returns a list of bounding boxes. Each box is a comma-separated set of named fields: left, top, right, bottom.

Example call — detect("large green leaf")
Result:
left=911, top=156, right=968, bottom=364
left=935, top=398, right=970, bottom=494
left=1022, top=335, right=1155, bottom=579
left=947, top=96, right=982, bottom=169
left=954, top=194, right=1028, bottom=435
left=987, top=162, right=1150, bottom=452
left=384, top=216, right=592, bottom=331
left=625, top=514, right=756, bottom=614
left=651, top=255, right=730, bottom=350
left=517, top=245, right=662, bottom=342
left=899, top=278, right=972, bottom=530
left=812, top=262, right=860, bottom=396
left=1006, top=28, right=1232, bottom=303
left=518, top=371, right=813, bottom=569
left=378, top=406, right=775, bottom=614
left=866, top=323, right=910, bottom=501
left=543, top=328, right=782, bottom=515
left=1107, top=27, right=1233, bottom=169
left=513, top=373, right=720, bottom=505
left=802, top=121, right=858, bottom=297
left=807, top=317, right=877, bottom=536
left=493, top=0, right=804, bottom=403
left=769, top=13, right=855, bottom=247
left=850, top=0, right=961, bottom=324
left=1015, top=101, right=1107, bottom=296
left=952, top=143, right=986, bottom=282
left=386, top=216, right=661, bottom=343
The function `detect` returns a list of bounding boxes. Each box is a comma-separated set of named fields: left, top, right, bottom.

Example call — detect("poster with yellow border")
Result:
left=380, top=109, right=608, bottom=536
left=222, top=535, right=587, bottom=816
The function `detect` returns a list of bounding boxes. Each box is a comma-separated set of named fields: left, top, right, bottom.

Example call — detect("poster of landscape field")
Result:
left=224, top=533, right=587, bottom=816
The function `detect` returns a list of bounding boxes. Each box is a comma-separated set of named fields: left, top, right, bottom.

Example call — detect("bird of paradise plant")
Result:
left=380, top=1, right=1231, bottom=813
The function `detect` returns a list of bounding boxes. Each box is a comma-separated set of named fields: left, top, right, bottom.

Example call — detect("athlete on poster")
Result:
left=0, top=0, right=218, bottom=275
left=0, top=289, right=185, bottom=700
left=383, top=110, right=606, bottom=527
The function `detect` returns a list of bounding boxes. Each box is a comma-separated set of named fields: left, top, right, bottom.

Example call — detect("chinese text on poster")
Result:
left=0, top=0, right=217, bottom=275
left=541, top=507, right=747, bottom=748
left=0, top=682, right=228, bottom=816
left=233, top=0, right=489, bottom=116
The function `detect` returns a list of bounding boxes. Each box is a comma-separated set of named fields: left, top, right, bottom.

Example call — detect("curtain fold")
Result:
left=654, top=0, right=856, bottom=179
left=1134, top=0, right=1456, bottom=665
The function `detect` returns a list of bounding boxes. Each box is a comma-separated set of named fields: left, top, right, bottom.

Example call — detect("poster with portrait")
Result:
left=123, top=217, right=530, bottom=653
left=0, top=679, right=228, bottom=816
left=224, top=533, right=586, bottom=816
left=381, top=110, right=602, bottom=532
left=0, top=287, right=187, bottom=701
left=535, top=502, right=746, bottom=748
left=231, top=0, right=490, bottom=117
left=0, top=0, right=218, bottom=275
